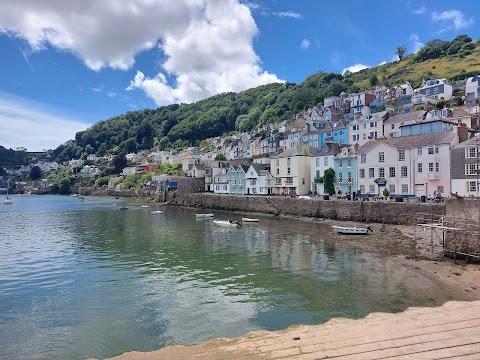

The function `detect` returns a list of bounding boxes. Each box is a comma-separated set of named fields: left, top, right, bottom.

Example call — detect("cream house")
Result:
left=271, top=143, right=321, bottom=196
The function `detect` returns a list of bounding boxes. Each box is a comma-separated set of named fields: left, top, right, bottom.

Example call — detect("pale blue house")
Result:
left=333, top=146, right=357, bottom=197
left=228, top=164, right=249, bottom=195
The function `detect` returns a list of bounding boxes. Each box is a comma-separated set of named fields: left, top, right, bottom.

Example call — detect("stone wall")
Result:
left=169, top=193, right=446, bottom=225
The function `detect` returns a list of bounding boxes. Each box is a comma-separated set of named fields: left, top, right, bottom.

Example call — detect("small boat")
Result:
left=3, top=196, right=13, bottom=205
left=196, top=213, right=214, bottom=218
left=242, top=217, right=259, bottom=222
left=151, top=210, right=163, bottom=215
left=119, top=206, right=128, bottom=210
left=141, top=205, right=150, bottom=208
left=213, top=219, right=242, bottom=228
left=332, top=225, right=373, bottom=235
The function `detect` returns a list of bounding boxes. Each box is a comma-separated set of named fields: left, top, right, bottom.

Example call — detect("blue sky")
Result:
left=0, top=0, right=478, bottom=152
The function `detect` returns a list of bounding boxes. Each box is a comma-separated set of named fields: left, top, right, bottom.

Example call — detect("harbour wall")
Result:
left=169, top=193, right=446, bottom=226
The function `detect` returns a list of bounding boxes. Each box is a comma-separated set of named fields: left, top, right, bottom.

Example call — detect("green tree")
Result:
left=111, top=153, right=127, bottom=173
left=436, top=98, right=446, bottom=109
left=396, top=46, right=407, bottom=60
left=29, top=166, right=43, bottom=180
left=136, top=123, right=155, bottom=150
left=323, top=168, right=335, bottom=196
left=96, top=143, right=108, bottom=157
left=214, top=154, right=227, bottom=161
left=59, top=177, right=71, bottom=194
left=369, top=73, right=379, bottom=87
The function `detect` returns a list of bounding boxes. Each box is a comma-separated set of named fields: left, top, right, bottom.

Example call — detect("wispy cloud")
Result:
left=342, top=64, right=369, bottom=75
left=409, top=33, right=424, bottom=53
left=300, top=39, right=310, bottom=49
left=413, top=6, right=426, bottom=15
left=0, top=93, right=90, bottom=151
left=273, top=11, right=302, bottom=19
left=432, top=9, right=473, bottom=31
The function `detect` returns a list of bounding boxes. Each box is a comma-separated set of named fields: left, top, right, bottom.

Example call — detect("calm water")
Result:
left=0, top=195, right=458, bottom=359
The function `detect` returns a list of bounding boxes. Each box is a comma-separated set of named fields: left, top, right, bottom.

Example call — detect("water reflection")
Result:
left=0, top=196, right=450, bottom=359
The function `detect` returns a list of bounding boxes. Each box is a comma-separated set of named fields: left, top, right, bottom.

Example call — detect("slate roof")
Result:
left=273, top=143, right=322, bottom=158
left=451, top=134, right=480, bottom=149
left=251, top=163, right=270, bottom=173
left=356, top=131, right=457, bottom=154
left=383, top=111, right=426, bottom=125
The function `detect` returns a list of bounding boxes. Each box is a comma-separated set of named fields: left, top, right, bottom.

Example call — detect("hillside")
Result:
left=51, top=34, right=480, bottom=163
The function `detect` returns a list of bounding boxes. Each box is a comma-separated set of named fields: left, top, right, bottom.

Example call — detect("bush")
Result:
left=382, top=188, right=390, bottom=197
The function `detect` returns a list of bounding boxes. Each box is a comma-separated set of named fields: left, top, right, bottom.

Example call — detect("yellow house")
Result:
left=271, top=143, right=321, bottom=196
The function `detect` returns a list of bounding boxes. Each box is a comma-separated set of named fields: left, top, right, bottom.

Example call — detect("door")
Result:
left=415, top=184, right=425, bottom=197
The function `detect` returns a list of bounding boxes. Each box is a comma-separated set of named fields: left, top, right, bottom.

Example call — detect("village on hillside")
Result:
left=3, top=76, right=480, bottom=201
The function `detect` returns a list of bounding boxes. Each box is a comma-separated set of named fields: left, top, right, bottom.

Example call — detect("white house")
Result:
left=310, top=143, right=342, bottom=195
left=349, top=111, right=389, bottom=146
left=213, top=167, right=229, bottom=194
left=245, top=163, right=273, bottom=195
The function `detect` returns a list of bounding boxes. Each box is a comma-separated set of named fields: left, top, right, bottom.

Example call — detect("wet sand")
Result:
left=100, top=218, right=480, bottom=360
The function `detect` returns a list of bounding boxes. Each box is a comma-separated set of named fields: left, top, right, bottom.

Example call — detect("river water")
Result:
left=0, top=195, right=459, bottom=359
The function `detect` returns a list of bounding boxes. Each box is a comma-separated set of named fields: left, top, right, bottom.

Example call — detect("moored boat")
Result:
left=3, top=196, right=13, bottom=205
left=213, top=219, right=241, bottom=228
left=151, top=210, right=163, bottom=214
left=242, top=217, right=259, bottom=222
left=332, top=225, right=373, bottom=235
left=196, top=213, right=214, bottom=218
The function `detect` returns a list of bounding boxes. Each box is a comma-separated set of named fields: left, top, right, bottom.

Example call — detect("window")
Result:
left=434, top=87, right=439, bottom=94
left=389, top=184, right=395, bottom=193
left=389, top=167, right=396, bottom=178
left=417, top=147, right=422, bottom=155
left=398, top=150, right=405, bottom=161
left=437, top=185, right=444, bottom=193
left=401, top=184, right=408, bottom=194
left=369, top=168, right=375, bottom=178
left=316, top=170, right=320, bottom=177
left=362, top=123, right=367, bottom=129
left=276, top=178, right=282, bottom=185
left=435, top=162, right=439, bottom=172
left=391, top=124, right=395, bottom=129
left=276, top=168, right=279, bottom=176
left=324, top=157, right=328, bottom=166
left=316, top=158, right=320, bottom=166
left=302, top=178, right=305, bottom=185
left=429, top=162, right=434, bottom=172
left=360, top=169, right=365, bottom=178
left=363, top=133, right=367, bottom=140
left=466, top=148, right=478, bottom=158
left=338, top=173, right=343, bottom=183
left=287, top=157, right=291, bottom=175
left=379, top=152, right=384, bottom=162
left=401, top=166, right=408, bottom=178
left=369, top=131, right=377, bottom=138
left=369, top=185, right=376, bottom=193
left=339, top=160, right=343, bottom=168
left=347, top=160, right=352, bottom=167
left=426, top=89, right=430, bottom=95
left=276, top=159, right=279, bottom=166
left=347, top=172, right=352, bottom=183
left=370, top=121, right=377, bottom=128
left=468, top=181, right=477, bottom=192
left=352, top=134, right=359, bottom=142
left=466, top=164, right=478, bottom=175
left=286, top=177, right=293, bottom=185
left=428, top=145, right=438, bottom=154
left=379, top=167, right=385, bottom=178
left=361, top=154, right=366, bottom=163
left=418, top=163, right=423, bottom=173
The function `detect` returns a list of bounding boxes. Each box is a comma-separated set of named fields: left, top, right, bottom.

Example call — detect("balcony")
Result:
left=428, top=172, right=440, bottom=180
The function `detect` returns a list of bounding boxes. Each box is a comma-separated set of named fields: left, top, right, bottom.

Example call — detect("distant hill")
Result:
left=50, top=34, right=480, bottom=163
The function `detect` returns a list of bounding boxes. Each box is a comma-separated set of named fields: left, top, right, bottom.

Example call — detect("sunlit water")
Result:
left=0, top=195, right=459, bottom=359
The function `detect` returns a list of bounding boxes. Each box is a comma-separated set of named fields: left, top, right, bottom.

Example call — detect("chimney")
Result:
left=453, top=124, right=469, bottom=144
left=306, top=123, right=311, bottom=133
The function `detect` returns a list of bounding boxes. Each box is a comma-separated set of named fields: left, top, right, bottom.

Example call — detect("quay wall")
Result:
left=169, top=193, right=445, bottom=226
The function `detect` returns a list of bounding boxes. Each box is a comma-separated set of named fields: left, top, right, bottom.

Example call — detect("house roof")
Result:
left=273, top=143, right=322, bottom=158
left=357, top=130, right=457, bottom=154
left=451, top=134, right=480, bottom=149
left=384, top=111, right=425, bottom=124
left=251, top=163, right=270, bottom=173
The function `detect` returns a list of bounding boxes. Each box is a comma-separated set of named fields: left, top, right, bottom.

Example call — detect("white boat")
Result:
left=242, top=217, right=259, bottom=222
left=151, top=210, right=163, bottom=215
left=119, top=206, right=128, bottom=210
left=332, top=225, right=373, bottom=235
left=3, top=180, right=13, bottom=205
left=141, top=205, right=150, bottom=208
left=213, top=219, right=241, bottom=228
left=196, top=213, right=214, bottom=218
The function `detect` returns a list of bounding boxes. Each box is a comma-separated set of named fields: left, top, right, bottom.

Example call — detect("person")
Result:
left=427, top=194, right=432, bottom=201
left=435, top=191, right=442, bottom=202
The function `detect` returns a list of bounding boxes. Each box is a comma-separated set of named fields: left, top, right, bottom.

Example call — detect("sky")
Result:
left=0, top=0, right=478, bottom=152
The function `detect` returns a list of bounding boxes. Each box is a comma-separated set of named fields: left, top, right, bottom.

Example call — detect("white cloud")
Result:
left=0, top=0, right=283, bottom=106
left=409, top=34, right=424, bottom=53
left=413, top=6, right=427, bottom=15
left=0, top=93, right=90, bottom=151
left=432, top=10, right=473, bottom=30
left=342, top=64, right=369, bottom=75
left=300, top=39, right=310, bottom=49
left=274, top=11, right=302, bottom=19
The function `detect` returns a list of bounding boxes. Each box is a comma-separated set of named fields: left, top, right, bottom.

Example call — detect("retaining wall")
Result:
left=169, top=193, right=446, bottom=226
